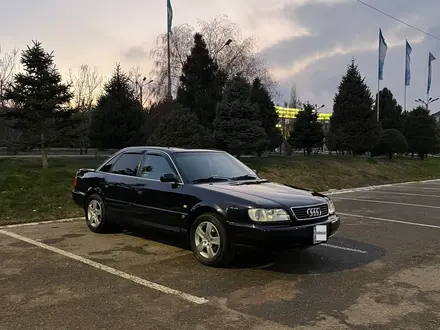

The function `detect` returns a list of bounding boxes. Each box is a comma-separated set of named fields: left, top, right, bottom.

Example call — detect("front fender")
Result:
left=188, top=202, right=228, bottom=219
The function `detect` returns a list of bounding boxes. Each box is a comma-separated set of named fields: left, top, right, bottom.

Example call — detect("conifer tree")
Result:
left=330, top=59, right=381, bottom=155
left=148, top=104, right=214, bottom=148
left=372, top=128, right=408, bottom=159
left=89, top=64, right=145, bottom=149
left=176, top=33, right=225, bottom=128
left=402, top=106, right=438, bottom=159
left=214, top=75, right=267, bottom=156
left=374, top=87, right=404, bottom=131
left=287, top=102, right=324, bottom=155
left=251, top=77, right=282, bottom=153
left=2, top=40, right=72, bottom=168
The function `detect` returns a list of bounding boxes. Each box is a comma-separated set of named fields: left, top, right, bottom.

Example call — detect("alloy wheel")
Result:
left=194, top=221, right=221, bottom=259
left=87, top=199, right=102, bottom=228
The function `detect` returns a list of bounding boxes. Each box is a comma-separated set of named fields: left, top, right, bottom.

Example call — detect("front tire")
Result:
left=189, top=212, right=234, bottom=267
left=85, top=194, right=110, bottom=233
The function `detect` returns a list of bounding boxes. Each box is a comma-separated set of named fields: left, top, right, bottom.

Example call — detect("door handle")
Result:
left=133, top=183, right=144, bottom=194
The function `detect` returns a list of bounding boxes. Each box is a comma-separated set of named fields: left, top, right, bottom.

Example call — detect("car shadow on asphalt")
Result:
left=118, top=225, right=386, bottom=275
left=230, top=239, right=386, bottom=274
left=119, top=226, right=191, bottom=250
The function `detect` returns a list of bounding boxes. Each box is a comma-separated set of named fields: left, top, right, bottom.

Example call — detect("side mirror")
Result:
left=252, top=169, right=258, bottom=174
left=160, top=173, right=178, bottom=183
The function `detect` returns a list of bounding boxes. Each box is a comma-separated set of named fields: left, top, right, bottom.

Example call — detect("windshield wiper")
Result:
left=230, top=174, right=258, bottom=181
left=192, top=176, right=232, bottom=184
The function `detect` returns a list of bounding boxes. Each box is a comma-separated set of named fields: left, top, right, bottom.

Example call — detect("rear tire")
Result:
left=85, top=194, right=110, bottom=233
left=190, top=212, right=235, bottom=267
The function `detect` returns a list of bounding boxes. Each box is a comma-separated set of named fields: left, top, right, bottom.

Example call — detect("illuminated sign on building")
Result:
left=275, top=106, right=332, bottom=121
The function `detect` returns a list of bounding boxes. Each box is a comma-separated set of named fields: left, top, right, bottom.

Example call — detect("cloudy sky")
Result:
left=1, top=0, right=439, bottom=113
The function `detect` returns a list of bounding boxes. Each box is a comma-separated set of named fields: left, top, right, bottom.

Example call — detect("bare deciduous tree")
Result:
left=127, top=66, right=153, bottom=108
left=68, top=64, right=103, bottom=110
left=288, top=83, right=301, bottom=108
left=0, top=47, right=20, bottom=152
left=0, top=47, right=19, bottom=107
left=149, top=15, right=277, bottom=100
left=68, top=64, right=103, bottom=154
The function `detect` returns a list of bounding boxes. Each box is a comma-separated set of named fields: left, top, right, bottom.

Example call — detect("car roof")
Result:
left=118, top=146, right=225, bottom=155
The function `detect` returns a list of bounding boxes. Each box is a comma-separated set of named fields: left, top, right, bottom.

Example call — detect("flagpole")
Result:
left=167, top=31, right=171, bottom=100
left=404, top=41, right=407, bottom=112
left=427, top=54, right=430, bottom=111
left=403, top=39, right=408, bottom=112
left=404, top=86, right=407, bottom=112
left=377, top=76, right=380, bottom=121
left=377, top=27, right=380, bottom=122
left=377, top=27, right=388, bottom=121
left=166, top=0, right=172, bottom=100
left=427, top=53, right=429, bottom=110
left=427, top=91, right=430, bottom=111
left=404, top=40, right=412, bottom=112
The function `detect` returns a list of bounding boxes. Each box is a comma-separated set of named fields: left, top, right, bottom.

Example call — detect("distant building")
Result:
left=274, top=106, right=332, bottom=135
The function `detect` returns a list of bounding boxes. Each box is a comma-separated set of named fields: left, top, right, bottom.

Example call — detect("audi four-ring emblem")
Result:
left=306, top=207, right=322, bottom=217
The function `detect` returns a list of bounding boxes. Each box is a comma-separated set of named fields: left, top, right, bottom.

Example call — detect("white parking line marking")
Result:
left=321, top=243, right=367, bottom=254
left=0, top=217, right=83, bottom=229
left=339, top=212, right=440, bottom=229
left=357, top=191, right=440, bottom=198
left=323, top=178, right=440, bottom=195
left=332, top=197, right=440, bottom=209
left=392, top=186, right=440, bottom=191
left=0, top=229, right=208, bottom=305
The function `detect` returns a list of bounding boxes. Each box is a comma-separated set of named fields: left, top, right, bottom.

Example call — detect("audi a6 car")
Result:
left=72, top=147, right=340, bottom=266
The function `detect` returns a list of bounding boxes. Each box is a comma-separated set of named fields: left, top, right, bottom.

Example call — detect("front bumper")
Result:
left=228, top=214, right=340, bottom=251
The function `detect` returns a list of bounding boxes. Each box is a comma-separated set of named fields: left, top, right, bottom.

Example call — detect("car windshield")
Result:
left=172, top=152, right=258, bottom=183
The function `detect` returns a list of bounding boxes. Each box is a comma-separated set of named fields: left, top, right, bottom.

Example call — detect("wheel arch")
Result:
left=83, top=186, right=105, bottom=209
left=186, top=203, right=227, bottom=233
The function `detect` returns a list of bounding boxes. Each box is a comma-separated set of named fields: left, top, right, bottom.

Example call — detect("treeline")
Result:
left=327, top=60, right=440, bottom=160
left=88, top=33, right=283, bottom=157
left=1, top=22, right=439, bottom=168
left=0, top=35, right=283, bottom=168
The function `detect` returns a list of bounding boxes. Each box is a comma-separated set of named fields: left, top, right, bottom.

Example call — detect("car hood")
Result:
left=199, top=181, right=327, bottom=208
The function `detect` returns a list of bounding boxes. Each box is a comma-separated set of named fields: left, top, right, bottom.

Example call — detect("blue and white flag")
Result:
left=427, top=52, right=436, bottom=94
left=378, top=28, right=388, bottom=80
left=405, top=40, right=412, bottom=86
left=167, top=0, right=173, bottom=34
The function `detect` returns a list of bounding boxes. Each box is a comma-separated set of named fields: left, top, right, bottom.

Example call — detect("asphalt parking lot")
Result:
left=1, top=180, right=440, bottom=330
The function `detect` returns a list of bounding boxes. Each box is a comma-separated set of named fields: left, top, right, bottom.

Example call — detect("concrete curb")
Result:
left=0, top=217, right=84, bottom=229
left=322, top=178, right=440, bottom=195
left=2, top=178, right=440, bottom=228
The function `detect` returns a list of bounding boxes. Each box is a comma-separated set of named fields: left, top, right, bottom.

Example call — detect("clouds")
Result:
left=123, top=46, right=149, bottom=62
left=264, top=0, right=440, bottom=111
left=0, top=0, right=438, bottom=113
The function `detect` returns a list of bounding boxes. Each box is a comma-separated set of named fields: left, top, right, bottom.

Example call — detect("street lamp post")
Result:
left=313, top=104, right=326, bottom=154
left=415, top=97, right=439, bottom=111
left=137, top=77, right=153, bottom=106
left=314, top=104, right=325, bottom=111
left=214, top=39, right=232, bottom=64
left=129, top=77, right=153, bottom=107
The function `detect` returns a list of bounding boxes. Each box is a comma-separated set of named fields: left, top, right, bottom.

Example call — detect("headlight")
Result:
left=326, top=198, right=336, bottom=214
left=248, top=208, right=290, bottom=222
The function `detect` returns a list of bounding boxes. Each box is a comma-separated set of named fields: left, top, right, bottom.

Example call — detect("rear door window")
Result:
left=109, top=152, right=143, bottom=176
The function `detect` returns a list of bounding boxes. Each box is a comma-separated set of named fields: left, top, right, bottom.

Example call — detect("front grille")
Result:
left=290, top=203, right=329, bottom=221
